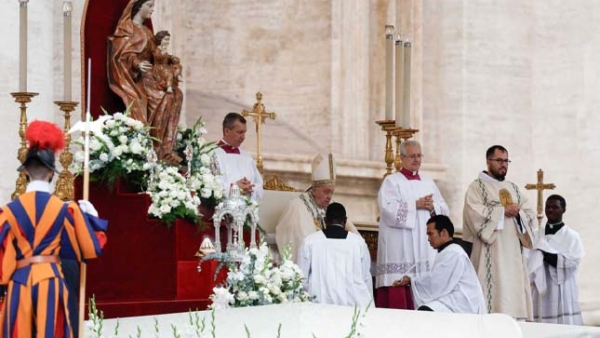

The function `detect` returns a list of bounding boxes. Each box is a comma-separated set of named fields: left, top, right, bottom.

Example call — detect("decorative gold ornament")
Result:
left=263, top=174, right=297, bottom=192
left=195, top=237, right=216, bottom=258
left=54, top=100, right=79, bottom=201
left=241, top=92, right=276, bottom=174
left=10, top=92, right=38, bottom=199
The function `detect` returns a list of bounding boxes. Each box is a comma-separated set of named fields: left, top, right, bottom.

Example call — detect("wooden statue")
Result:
left=107, top=0, right=183, bottom=162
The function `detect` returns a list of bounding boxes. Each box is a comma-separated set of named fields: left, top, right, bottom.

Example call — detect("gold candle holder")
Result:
left=393, top=128, right=420, bottom=172
left=10, top=92, right=38, bottom=199
left=54, top=100, right=79, bottom=201
left=375, top=119, right=397, bottom=177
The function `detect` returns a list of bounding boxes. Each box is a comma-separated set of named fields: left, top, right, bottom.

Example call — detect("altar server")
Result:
left=214, top=112, right=263, bottom=201
left=298, top=203, right=373, bottom=307
left=529, top=194, right=584, bottom=325
left=393, top=215, right=485, bottom=314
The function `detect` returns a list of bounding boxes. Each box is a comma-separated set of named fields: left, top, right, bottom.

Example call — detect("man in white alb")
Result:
left=529, top=194, right=584, bottom=325
left=298, top=202, right=373, bottom=307
left=213, top=112, right=263, bottom=201
left=393, top=215, right=485, bottom=314
left=275, top=153, right=358, bottom=262
left=463, top=145, right=537, bottom=321
left=376, top=140, right=449, bottom=309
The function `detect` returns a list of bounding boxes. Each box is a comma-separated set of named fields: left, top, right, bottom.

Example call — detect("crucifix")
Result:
left=525, top=169, right=556, bottom=226
left=241, top=92, right=276, bottom=173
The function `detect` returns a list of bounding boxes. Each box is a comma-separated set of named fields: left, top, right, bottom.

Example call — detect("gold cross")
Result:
left=525, top=169, right=556, bottom=225
left=241, top=92, right=276, bottom=173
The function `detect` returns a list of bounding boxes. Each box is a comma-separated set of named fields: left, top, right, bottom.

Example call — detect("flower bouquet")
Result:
left=147, top=164, right=202, bottom=226
left=176, top=117, right=224, bottom=207
left=73, top=111, right=154, bottom=190
left=209, top=243, right=313, bottom=309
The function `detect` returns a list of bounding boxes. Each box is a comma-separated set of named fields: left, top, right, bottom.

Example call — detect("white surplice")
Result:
left=298, top=231, right=373, bottom=308
left=275, top=192, right=359, bottom=263
left=214, top=147, right=263, bottom=202
left=529, top=224, right=584, bottom=325
left=411, top=243, right=486, bottom=314
left=376, top=172, right=449, bottom=288
left=463, top=172, right=537, bottom=321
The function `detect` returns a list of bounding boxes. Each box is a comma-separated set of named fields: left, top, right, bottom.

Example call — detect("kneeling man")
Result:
left=394, top=215, right=485, bottom=314
left=298, top=203, right=373, bottom=307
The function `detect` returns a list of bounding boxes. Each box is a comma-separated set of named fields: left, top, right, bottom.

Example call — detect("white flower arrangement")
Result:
left=208, top=242, right=313, bottom=309
left=72, top=111, right=153, bottom=188
left=176, top=118, right=225, bottom=207
left=147, top=164, right=202, bottom=225
left=74, top=112, right=152, bottom=175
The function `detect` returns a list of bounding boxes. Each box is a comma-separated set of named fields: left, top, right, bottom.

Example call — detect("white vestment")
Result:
left=275, top=192, right=358, bottom=263
left=529, top=224, right=584, bottom=325
left=298, top=231, right=373, bottom=307
left=411, top=243, right=486, bottom=314
left=214, top=147, right=263, bottom=202
left=463, top=172, right=537, bottom=320
left=376, top=173, right=449, bottom=288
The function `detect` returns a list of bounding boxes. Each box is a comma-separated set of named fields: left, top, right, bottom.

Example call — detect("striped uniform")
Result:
left=0, top=191, right=107, bottom=338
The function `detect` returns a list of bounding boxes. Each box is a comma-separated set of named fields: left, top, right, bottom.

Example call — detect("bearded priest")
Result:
left=463, top=145, right=537, bottom=321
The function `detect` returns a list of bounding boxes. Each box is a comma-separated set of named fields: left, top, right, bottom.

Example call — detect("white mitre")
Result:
left=311, top=153, right=336, bottom=187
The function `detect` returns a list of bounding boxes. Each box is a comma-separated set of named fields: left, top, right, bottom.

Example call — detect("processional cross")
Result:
left=242, top=92, right=276, bottom=173
left=525, top=169, right=556, bottom=226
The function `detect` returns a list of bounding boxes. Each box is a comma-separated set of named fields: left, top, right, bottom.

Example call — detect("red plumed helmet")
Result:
left=17, top=120, right=65, bottom=173
left=25, top=120, right=65, bottom=152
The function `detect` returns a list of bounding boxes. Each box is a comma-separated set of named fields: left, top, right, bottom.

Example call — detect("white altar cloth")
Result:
left=93, top=303, right=526, bottom=338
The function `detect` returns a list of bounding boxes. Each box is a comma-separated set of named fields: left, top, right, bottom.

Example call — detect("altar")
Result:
left=90, top=302, right=600, bottom=338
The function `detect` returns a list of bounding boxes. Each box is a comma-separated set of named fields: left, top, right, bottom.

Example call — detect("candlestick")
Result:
left=19, top=0, right=29, bottom=92
left=402, top=42, right=412, bottom=129
left=54, top=101, right=78, bottom=201
left=63, top=2, right=73, bottom=101
left=11, top=92, right=38, bottom=199
left=384, top=25, right=394, bottom=121
left=394, top=36, right=404, bottom=128
left=375, top=120, right=397, bottom=177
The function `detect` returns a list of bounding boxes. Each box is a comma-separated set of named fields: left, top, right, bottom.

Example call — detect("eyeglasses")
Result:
left=488, top=158, right=512, bottom=164
left=402, top=154, right=424, bottom=160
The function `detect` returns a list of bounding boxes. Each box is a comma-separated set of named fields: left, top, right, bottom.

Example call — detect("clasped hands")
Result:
left=504, top=203, right=520, bottom=218
left=236, top=177, right=255, bottom=196
left=416, top=194, right=434, bottom=212
left=392, top=276, right=411, bottom=287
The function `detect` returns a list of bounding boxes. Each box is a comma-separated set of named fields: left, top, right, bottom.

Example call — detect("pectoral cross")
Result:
left=525, top=169, right=556, bottom=226
left=241, top=92, right=276, bottom=173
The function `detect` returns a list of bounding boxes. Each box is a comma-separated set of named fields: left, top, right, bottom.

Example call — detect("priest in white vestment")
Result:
left=298, top=202, right=373, bottom=307
left=275, top=154, right=358, bottom=262
left=393, top=215, right=485, bottom=314
left=214, top=113, right=263, bottom=201
left=375, top=140, right=449, bottom=309
left=463, top=145, right=537, bottom=321
left=529, top=195, right=584, bottom=325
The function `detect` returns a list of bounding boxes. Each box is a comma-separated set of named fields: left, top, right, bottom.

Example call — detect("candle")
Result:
left=402, top=42, right=412, bottom=129
left=394, top=36, right=404, bottom=128
left=19, top=0, right=29, bottom=92
left=384, top=25, right=394, bottom=121
left=63, top=1, right=73, bottom=101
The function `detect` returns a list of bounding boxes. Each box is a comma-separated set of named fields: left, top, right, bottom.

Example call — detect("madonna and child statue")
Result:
left=108, top=0, right=183, bottom=163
